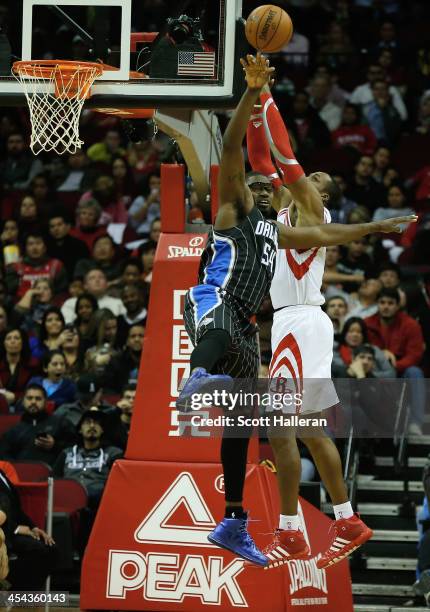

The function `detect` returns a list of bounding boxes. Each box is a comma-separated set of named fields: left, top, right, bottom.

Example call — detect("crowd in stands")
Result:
left=0, top=0, right=429, bottom=589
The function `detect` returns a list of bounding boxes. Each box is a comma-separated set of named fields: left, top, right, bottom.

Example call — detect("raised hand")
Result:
left=240, top=52, right=275, bottom=91
left=377, top=214, right=417, bottom=233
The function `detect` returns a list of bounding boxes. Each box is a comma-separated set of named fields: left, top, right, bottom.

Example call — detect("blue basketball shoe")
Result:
left=176, top=367, right=233, bottom=412
left=207, top=515, right=268, bottom=567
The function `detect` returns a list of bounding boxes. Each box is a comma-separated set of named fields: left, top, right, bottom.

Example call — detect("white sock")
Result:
left=333, top=501, right=354, bottom=520
left=279, top=514, right=300, bottom=531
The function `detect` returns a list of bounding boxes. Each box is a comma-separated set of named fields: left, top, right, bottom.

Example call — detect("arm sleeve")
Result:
left=246, top=105, right=282, bottom=188
left=260, top=91, right=305, bottom=185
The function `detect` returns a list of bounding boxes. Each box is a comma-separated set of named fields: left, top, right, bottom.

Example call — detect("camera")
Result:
left=167, top=14, right=201, bottom=44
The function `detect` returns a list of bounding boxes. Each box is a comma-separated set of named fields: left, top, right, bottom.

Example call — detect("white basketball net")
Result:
left=13, top=62, right=101, bottom=155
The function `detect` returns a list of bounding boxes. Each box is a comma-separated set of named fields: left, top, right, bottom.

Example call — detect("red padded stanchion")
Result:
left=81, top=462, right=352, bottom=611
left=161, top=164, right=186, bottom=234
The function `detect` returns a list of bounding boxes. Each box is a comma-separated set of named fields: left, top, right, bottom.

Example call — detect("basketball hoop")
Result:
left=12, top=59, right=103, bottom=155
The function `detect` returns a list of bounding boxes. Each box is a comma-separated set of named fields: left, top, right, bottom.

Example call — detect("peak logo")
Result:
left=168, top=236, right=205, bottom=259
left=106, top=472, right=247, bottom=607
left=134, top=472, right=216, bottom=546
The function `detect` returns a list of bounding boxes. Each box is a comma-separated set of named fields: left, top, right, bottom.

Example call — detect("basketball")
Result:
left=245, top=5, right=293, bottom=53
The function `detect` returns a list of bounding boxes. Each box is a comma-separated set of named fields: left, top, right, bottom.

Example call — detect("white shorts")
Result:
left=268, top=305, right=339, bottom=415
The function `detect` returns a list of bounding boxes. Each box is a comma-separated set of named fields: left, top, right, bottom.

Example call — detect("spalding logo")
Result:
left=168, top=236, right=205, bottom=258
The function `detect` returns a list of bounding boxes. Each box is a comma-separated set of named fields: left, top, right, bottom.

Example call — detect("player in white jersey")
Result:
left=246, top=85, right=375, bottom=570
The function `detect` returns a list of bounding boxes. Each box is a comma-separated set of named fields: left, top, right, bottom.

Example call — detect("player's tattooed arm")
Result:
left=216, top=53, right=274, bottom=231
left=277, top=215, right=417, bottom=249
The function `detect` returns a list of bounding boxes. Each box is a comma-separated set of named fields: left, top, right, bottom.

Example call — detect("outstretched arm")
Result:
left=260, top=86, right=323, bottom=225
left=277, top=215, right=417, bottom=250
left=216, top=54, right=274, bottom=230
left=246, top=98, right=291, bottom=212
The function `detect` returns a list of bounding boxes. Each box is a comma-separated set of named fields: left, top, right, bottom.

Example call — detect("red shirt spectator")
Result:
left=5, top=233, right=67, bottom=300
left=332, top=104, right=377, bottom=156
left=365, top=289, right=424, bottom=374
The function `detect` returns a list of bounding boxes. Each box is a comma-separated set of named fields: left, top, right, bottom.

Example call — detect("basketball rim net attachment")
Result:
left=12, top=59, right=103, bottom=155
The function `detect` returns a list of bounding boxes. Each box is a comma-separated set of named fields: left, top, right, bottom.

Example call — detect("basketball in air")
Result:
left=245, top=5, right=293, bottom=53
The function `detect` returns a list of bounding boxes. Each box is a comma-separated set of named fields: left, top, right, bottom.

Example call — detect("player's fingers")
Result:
left=247, top=54, right=256, bottom=64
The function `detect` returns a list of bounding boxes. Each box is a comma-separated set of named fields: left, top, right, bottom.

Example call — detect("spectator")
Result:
left=102, top=324, right=144, bottom=393
left=128, top=173, right=161, bottom=236
left=84, top=310, right=121, bottom=377
left=149, top=218, right=161, bottom=243
left=374, top=21, right=401, bottom=56
left=0, top=465, right=58, bottom=590
left=0, top=219, right=20, bottom=266
left=280, top=30, right=310, bottom=67
left=61, top=269, right=126, bottom=324
left=372, top=146, right=391, bottom=183
left=323, top=245, right=357, bottom=300
left=29, top=306, right=66, bottom=360
left=285, top=91, right=331, bottom=160
left=15, top=195, right=41, bottom=236
left=324, top=295, right=349, bottom=338
left=309, top=75, right=342, bottom=131
left=61, top=325, right=85, bottom=380
left=80, top=175, right=128, bottom=226
left=127, top=140, right=160, bottom=181
left=364, top=79, right=403, bottom=146
left=28, top=174, right=54, bottom=221
left=378, top=262, right=407, bottom=308
left=365, top=288, right=425, bottom=434
left=316, top=21, right=355, bottom=70
left=337, top=239, right=373, bottom=292
left=416, top=93, right=430, bottom=136
left=70, top=199, right=106, bottom=251
left=350, top=64, right=407, bottom=120
left=74, top=293, right=98, bottom=347
left=46, top=211, right=90, bottom=279
left=138, top=240, right=157, bottom=285
left=373, top=184, right=414, bottom=223
left=73, top=234, right=122, bottom=282
left=312, top=65, right=349, bottom=108
left=111, top=156, right=136, bottom=205
left=14, top=278, right=55, bottom=333
left=29, top=349, right=77, bottom=408
left=87, top=129, right=125, bottom=164
left=5, top=232, right=67, bottom=300
left=330, top=174, right=358, bottom=223
left=347, top=277, right=383, bottom=319
left=119, top=258, right=143, bottom=289
left=0, top=328, right=40, bottom=406
left=108, top=383, right=136, bottom=450
left=377, top=48, right=405, bottom=88
left=344, top=343, right=378, bottom=379
left=345, top=155, right=386, bottom=211
left=332, top=317, right=395, bottom=378
left=0, top=383, right=73, bottom=464
left=57, top=150, right=91, bottom=192
left=0, top=132, right=43, bottom=190
left=52, top=408, right=122, bottom=553
left=56, top=373, right=103, bottom=429
left=331, top=104, right=377, bottom=155
left=117, top=285, right=148, bottom=346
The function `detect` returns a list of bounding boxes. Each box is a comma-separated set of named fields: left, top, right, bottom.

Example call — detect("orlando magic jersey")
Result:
left=197, top=206, right=279, bottom=318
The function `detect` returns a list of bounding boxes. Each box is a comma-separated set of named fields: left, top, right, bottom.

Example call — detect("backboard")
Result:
left=0, top=0, right=247, bottom=110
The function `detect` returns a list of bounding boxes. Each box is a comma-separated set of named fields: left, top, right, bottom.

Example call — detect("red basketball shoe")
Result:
left=317, top=514, right=373, bottom=569
left=246, top=528, right=311, bottom=570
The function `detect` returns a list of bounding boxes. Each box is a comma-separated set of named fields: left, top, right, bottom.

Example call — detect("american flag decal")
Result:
left=177, top=51, right=215, bottom=77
